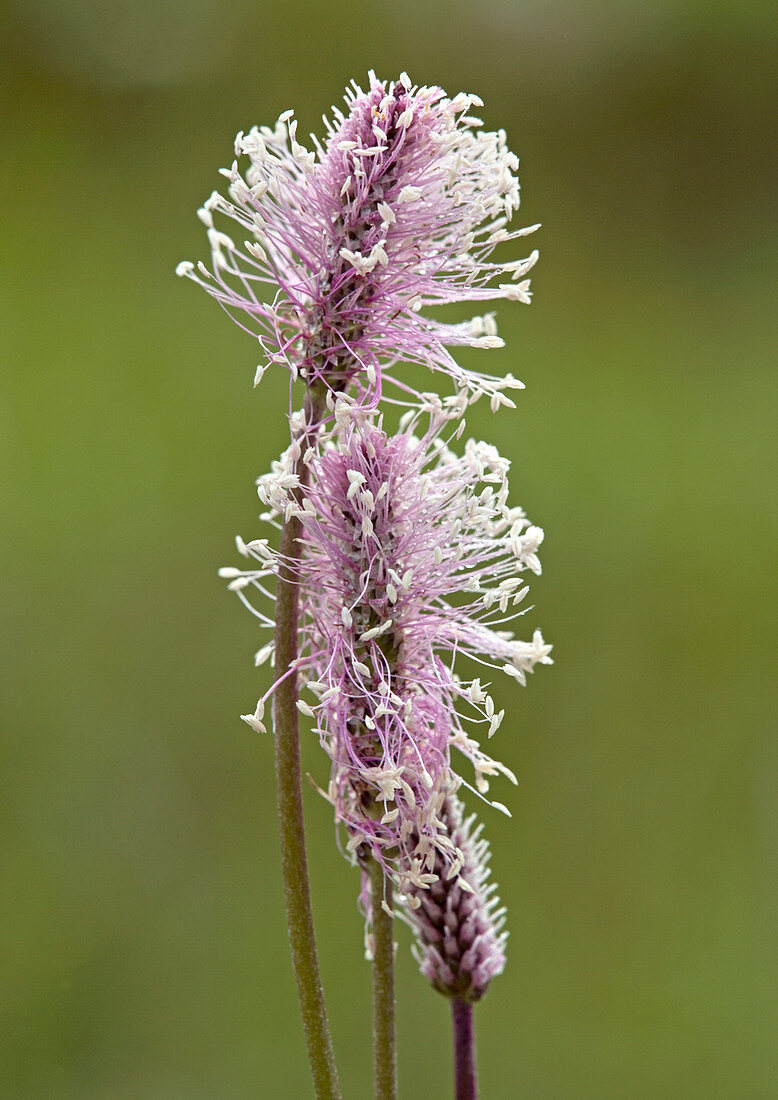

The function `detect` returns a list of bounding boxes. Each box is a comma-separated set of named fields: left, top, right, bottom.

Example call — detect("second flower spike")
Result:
left=223, top=405, right=552, bottom=895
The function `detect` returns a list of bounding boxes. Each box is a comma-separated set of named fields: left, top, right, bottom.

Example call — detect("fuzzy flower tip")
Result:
left=177, top=71, right=539, bottom=411
left=222, top=407, right=552, bottom=892
left=404, top=787, right=507, bottom=1002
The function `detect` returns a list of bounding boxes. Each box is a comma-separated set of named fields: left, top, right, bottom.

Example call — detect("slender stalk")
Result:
left=272, top=385, right=340, bottom=1099
left=451, top=999, right=477, bottom=1100
left=368, top=857, right=397, bottom=1100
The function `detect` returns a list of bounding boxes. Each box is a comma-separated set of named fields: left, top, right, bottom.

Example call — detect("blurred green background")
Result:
left=2, top=1, right=776, bottom=1096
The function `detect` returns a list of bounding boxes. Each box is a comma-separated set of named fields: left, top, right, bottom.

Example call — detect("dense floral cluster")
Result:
left=177, top=71, right=538, bottom=411
left=222, top=405, right=551, bottom=897
left=404, top=785, right=507, bottom=1002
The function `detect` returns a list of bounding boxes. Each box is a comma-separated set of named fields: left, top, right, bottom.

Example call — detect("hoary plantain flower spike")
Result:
left=177, top=72, right=539, bottom=412
left=221, top=402, right=552, bottom=891
left=402, top=784, right=507, bottom=1002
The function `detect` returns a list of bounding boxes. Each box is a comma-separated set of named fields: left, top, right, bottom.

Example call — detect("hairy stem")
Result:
left=369, top=858, right=398, bottom=1100
left=272, top=385, right=340, bottom=1099
left=452, top=998, right=477, bottom=1100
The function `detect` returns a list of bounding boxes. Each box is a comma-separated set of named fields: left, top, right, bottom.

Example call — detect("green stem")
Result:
left=368, top=858, right=398, bottom=1100
left=272, top=386, right=340, bottom=1099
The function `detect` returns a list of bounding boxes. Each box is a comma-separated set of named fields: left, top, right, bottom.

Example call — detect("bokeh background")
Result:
left=2, top=2, right=776, bottom=1096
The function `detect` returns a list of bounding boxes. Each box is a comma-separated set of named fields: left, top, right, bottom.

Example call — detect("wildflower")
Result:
left=403, top=785, right=507, bottom=1002
left=222, top=405, right=552, bottom=889
left=177, top=72, right=539, bottom=411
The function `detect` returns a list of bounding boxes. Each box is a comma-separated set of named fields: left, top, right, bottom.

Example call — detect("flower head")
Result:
left=403, top=785, right=507, bottom=1002
left=223, top=405, right=552, bottom=890
left=178, top=72, right=539, bottom=411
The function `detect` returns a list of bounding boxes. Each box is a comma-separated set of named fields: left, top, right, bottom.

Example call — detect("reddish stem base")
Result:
left=451, top=998, right=477, bottom=1100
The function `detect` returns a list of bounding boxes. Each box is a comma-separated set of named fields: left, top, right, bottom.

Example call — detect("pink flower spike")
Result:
left=179, top=73, right=539, bottom=411
left=404, top=786, right=508, bottom=1002
left=226, top=408, right=551, bottom=887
